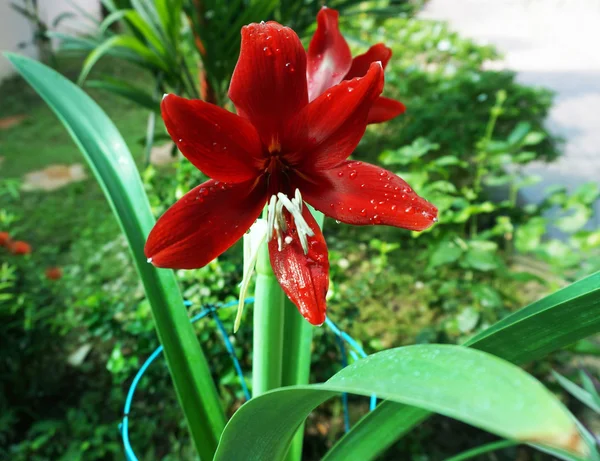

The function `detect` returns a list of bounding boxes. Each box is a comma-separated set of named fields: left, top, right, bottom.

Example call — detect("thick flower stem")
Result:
left=252, top=239, right=285, bottom=396
left=282, top=209, right=324, bottom=461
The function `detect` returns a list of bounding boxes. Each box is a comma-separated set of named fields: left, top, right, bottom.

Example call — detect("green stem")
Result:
left=252, top=233, right=285, bottom=396
left=282, top=209, right=324, bottom=461
left=443, top=440, right=518, bottom=461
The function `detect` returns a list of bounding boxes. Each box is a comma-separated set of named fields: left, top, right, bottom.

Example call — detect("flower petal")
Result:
left=283, top=62, right=384, bottom=170
left=299, top=161, right=438, bottom=231
left=269, top=207, right=329, bottom=326
left=162, top=94, right=264, bottom=182
left=344, top=43, right=392, bottom=79
left=145, top=178, right=267, bottom=269
left=228, top=21, right=308, bottom=147
left=368, top=96, right=406, bottom=124
left=307, top=7, right=352, bottom=101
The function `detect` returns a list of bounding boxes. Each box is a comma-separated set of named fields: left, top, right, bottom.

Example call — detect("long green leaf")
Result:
left=325, top=270, right=600, bottom=461
left=5, top=53, right=226, bottom=460
left=85, top=77, right=160, bottom=112
left=215, top=345, right=585, bottom=461
left=78, top=35, right=167, bottom=85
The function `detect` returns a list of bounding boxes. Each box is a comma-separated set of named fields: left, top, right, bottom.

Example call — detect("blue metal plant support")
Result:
left=119, top=299, right=376, bottom=460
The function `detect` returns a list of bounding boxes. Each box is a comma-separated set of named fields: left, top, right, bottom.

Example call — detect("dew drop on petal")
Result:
left=405, top=206, right=413, bottom=213
left=335, top=220, right=341, bottom=224
left=360, top=183, right=366, bottom=189
left=285, top=63, right=295, bottom=73
left=337, top=171, right=344, bottom=177
left=263, top=46, right=272, bottom=56
left=349, top=170, right=357, bottom=179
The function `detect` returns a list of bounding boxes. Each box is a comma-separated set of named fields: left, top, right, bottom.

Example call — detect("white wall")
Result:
left=0, top=0, right=102, bottom=82
left=0, top=1, right=38, bottom=81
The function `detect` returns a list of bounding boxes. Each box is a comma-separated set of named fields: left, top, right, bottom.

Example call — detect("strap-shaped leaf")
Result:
left=5, top=53, right=225, bottom=460
left=214, top=345, right=585, bottom=461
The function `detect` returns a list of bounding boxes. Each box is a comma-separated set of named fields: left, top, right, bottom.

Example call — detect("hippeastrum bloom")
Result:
left=45, top=267, right=63, bottom=281
left=10, top=240, right=32, bottom=255
left=307, top=7, right=405, bottom=123
left=145, top=21, right=437, bottom=325
left=0, top=231, right=10, bottom=247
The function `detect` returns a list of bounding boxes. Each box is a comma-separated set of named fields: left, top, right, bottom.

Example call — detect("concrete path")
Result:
left=420, top=0, right=600, bottom=229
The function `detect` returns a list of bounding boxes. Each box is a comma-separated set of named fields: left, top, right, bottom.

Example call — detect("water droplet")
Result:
left=285, top=63, right=295, bottom=73
left=337, top=171, right=344, bottom=177
left=335, top=220, right=341, bottom=224
left=347, top=86, right=354, bottom=92
left=369, top=199, right=376, bottom=204
left=263, top=46, right=272, bottom=56
left=326, top=92, right=332, bottom=99
left=391, top=205, right=397, bottom=211
left=360, top=209, right=367, bottom=216
left=378, top=201, right=385, bottom=205
left=379, top=171, right=387, bottom=177
left=349, top=170, right=357, bottom=179
left=178, top=138, right=183, bottom=142
left=360, top=183, right=366, bottom=189
left=329, top=203, right=334, bottom=208
left=405, top=206, right=413, bottom=213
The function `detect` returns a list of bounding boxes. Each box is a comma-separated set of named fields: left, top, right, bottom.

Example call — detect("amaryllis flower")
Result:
left=145, top=21, right=437, bottom=325
left=0, top=232, right=10, bottom=247
left=45, top=267, right=63, bottom=281
left=307, top=7, right=405, bottom=123
left=10, top=240, right=32, bottom=255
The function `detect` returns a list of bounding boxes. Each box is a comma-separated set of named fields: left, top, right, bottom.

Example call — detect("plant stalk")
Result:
left=282, top=209, right=324, bottom=461
left=252, top=233, right=285, bottom=396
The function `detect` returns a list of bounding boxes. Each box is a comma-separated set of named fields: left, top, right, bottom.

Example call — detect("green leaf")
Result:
left=507, top=122, right=532, bottom=146
left=461, top=240, right=500, bottom=272
left=5, top=53, right=225, bottom=459
left=215, top=345, right=583, bottom=461
left=85, top=77, right=160, bottom=111
left=326, top=270, right=600, bottom=460
left=426, top=239, right=463, bottom=270
left=553, top=371, right=600, bottom=413
left=78, top=35, right=167, bottom=85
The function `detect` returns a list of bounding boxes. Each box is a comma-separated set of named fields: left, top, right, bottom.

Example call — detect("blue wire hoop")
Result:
left=119, top=299, right=376, bottom=461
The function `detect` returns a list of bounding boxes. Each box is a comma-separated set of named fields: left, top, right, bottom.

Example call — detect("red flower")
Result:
left=0, top=232, right=10, bottom=247
left=145, top=21, right=437, bottom=325
left=307, top=7, right=406, bottom=123
left=10, top=240, right=32, bottom=255
left=45, top=267, right=63, bottom=281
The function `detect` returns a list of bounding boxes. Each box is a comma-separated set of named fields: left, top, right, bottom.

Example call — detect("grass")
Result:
left=0, top=54, right=158, bottom=263
left=0, top=55, right=153, bottom=178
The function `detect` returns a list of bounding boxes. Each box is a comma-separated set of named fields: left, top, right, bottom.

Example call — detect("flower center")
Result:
left=267, top=189, right=314, bottom=255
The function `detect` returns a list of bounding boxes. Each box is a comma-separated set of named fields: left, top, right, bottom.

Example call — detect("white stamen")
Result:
left=267, top=195, right=277, bottom=239
left=265, top=190, right=314, bottom=255
left=236, top=220, right=268, bottom=332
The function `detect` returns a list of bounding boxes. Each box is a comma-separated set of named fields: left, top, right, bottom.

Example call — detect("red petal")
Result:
left=283, top=62, right=384, bottom=170
left=307, top=7, right=352, bottom=101
left=162, top=95, right=264, bottom=182
left=344, top=43, right=392, bottom=79
left=269, top=207, right=329, bottom=326
left=299, top=161, right=437, bottom=231
left=145, top=178, right=267, bottom=269
left=228, top=21, right=308, bottom=147
left=368, top=96, right=406, bottom=124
